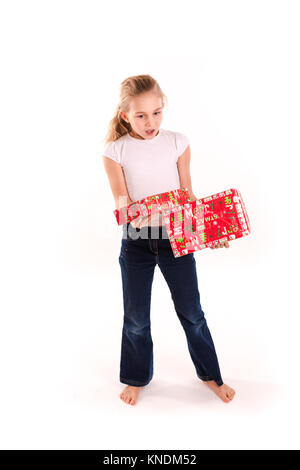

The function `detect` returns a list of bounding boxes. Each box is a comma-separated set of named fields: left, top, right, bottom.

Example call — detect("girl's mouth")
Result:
left=145, top=129, right=155, bottom=135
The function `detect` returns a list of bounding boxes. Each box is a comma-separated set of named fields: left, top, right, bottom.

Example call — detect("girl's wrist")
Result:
left=189, top=193, right=198, bottom=202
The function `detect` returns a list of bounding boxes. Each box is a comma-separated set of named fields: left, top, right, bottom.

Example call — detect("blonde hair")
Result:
left=103, top=74, right=168, bottom=146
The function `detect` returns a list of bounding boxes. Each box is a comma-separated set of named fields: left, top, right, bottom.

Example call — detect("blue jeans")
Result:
left=118, top=222, right=224, bottom=387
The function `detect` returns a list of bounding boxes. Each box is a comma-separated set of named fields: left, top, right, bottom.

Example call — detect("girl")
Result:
left=102, top=74, right=235, bottom=406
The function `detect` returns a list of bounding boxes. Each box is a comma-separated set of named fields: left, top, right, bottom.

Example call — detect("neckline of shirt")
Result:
left=126, top=128, right=164, bottom=143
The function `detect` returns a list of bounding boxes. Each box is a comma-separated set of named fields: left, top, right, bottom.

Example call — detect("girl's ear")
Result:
left=120, top=111, right=128, bottom=123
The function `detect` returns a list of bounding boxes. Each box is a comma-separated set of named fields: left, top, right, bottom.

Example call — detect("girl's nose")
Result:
left=146, top=122, right=155, bottom=128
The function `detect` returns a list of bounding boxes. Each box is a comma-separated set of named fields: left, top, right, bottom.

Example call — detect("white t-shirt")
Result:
left=103, top=128, right=190, bottom=226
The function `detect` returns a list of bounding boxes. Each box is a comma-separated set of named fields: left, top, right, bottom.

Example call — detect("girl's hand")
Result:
left=130, top=214, right=152, bottom=229
left=210, top=241, right=230, bottom=249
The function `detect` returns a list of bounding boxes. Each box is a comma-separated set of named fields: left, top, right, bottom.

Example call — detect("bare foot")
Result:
left=203, top=380, right=235, bottom=402
left=120, top=385, right=143, bottom=406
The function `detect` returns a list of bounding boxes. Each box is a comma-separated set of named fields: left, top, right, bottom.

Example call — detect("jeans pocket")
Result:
left=120, top=239, right=128, bottom=259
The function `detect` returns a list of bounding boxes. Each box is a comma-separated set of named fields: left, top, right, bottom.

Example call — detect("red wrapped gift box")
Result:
left=113, top=187, right=191, bottom=225
left=113, top=187, right=251, bottom=258
left=161, top=188, right=251, bottom=257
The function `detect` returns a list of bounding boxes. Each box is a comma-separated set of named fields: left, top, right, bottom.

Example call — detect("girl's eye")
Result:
left=137, top=112, right=161, bottom=118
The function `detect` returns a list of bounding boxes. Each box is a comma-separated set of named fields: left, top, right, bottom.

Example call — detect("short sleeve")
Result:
left=103, top=140, right=122, bottom=165
left=175, top=132, right=190, bottom=160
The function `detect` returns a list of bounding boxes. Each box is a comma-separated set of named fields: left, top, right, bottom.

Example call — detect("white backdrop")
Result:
left=0, top=0, right=299, bottom=450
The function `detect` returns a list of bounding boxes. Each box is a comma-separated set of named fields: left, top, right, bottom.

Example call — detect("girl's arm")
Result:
left=176, top=145, right=198, bottom=201
left=102, top=156, right=132, bottom=209
left=103, top=156, right=151, bottom=228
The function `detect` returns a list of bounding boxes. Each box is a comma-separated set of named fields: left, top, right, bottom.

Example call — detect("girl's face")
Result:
left=120, top=92, right=164, bottom=140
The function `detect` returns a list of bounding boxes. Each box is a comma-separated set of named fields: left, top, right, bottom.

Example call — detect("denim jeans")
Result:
left=118, top=222, right=224, bottom=387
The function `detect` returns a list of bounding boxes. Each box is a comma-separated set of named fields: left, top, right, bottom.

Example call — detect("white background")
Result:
left=0, top=0, right=299, bottom=450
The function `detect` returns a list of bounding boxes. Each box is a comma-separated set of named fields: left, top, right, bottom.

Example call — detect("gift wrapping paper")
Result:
left=113, top=187, right=191, bottom=225
left=162, top=188, right=251, bottom=257
left=113, top=187, right=251, bottom=258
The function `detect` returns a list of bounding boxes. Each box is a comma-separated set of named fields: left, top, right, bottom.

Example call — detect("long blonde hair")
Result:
left=103, top=74, right=168, bottom=146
